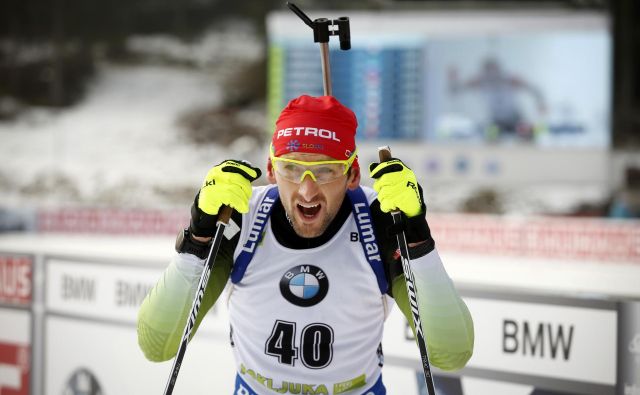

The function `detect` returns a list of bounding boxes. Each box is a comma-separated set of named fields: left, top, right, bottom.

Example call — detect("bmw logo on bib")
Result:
left=280, top=265, right=329, bottom=307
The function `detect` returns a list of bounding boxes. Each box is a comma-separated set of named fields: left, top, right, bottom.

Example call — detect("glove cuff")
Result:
left=189, top=193, right=219, bottom=237
left=382, top=208, right=433, bottom=246
left=405, top=212, right=433, bottom=246
left=175, top=228, right=212, bottom=260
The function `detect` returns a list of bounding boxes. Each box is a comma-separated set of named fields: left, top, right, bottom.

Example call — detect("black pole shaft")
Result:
left=393, top=212, right=437, bottom=394
left=163, top=216, right=229, bottom=394
left=379, top=147, right=437, bottom=395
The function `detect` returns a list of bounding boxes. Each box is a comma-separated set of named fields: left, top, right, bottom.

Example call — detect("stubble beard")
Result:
left=286, top=208, right=334, bottom=238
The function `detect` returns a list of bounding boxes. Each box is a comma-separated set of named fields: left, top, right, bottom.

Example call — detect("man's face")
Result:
left=267, top=152, right=360, bottom=238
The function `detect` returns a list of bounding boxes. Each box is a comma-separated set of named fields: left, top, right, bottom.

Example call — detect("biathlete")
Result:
left=138, top=95, right=474, bottom=395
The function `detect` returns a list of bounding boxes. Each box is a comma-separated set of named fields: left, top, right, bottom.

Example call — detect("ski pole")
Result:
left=378, top=146, right=437, bottom=395
left=163, top=206, right=233, bottom=395
left=286, top=2, right=351, bottom=96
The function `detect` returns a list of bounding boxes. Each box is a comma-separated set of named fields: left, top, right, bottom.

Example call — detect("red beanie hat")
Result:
left=272, top=95, right=358, bottom=167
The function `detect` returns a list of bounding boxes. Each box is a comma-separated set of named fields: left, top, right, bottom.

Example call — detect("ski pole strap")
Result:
left=347, top=187, right=388, bottom=294
left=230, top=186, right=279, bottom=284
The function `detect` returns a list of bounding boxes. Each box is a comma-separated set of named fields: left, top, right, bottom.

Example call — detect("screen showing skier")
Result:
left=267, top=10, right=611, bottom=148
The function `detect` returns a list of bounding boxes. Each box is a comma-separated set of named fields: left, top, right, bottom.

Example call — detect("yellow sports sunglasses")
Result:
left=270, top=147, right=357, bottom=184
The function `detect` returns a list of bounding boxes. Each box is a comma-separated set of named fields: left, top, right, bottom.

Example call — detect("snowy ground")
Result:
left=0, top=27, right=268, bottom=210
left=1, top=63, right=235, bottom=207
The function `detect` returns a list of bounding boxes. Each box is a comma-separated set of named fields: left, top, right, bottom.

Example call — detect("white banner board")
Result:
left=44, top=315, right=235, bottom=395
left=464, top=297, right=617, bottom=386
left=46, top=259, right=162, bottom=324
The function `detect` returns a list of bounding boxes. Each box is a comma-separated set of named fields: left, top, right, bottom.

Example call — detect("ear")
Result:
left=346, top=166, right=361, bottom=190
left=266, top=158, right=277, bottom=184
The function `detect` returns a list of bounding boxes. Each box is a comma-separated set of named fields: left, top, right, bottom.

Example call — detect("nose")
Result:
left=297, top=174, right=320, bottom=202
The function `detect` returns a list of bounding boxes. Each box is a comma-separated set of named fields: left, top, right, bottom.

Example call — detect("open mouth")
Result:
left=297, top=202, right=321, bottom=219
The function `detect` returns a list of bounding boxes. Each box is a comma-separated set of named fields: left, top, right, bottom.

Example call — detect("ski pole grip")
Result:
left=218, top=206, right=233, bottom=225
left=378, top=146, right=392, bottom=162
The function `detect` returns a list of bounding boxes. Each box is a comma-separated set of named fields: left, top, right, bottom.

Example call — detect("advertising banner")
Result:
left=0, top=308, right=30, bottom=395
left=464, top=298, right=617, bottom=387
left=382, top=294, right=618, bottom=395
left=44, top=258, right=236, bottom=394
left=0, top=255, right=32, bottom=306
left=44, top=315, right=235, bottom=395
left=45, top=258, right=229, bottom=334
left=0, top=244, right=633, bottom=394
left=46, top=259, right=165, bottom=324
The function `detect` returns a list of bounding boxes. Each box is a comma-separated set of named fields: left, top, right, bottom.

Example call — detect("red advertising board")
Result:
left=37, top=208, right=187, bottom=234
left=0, top=256, right=32, bottom=306
left=35, top=208, right=640, bottom=263
left=0, top=342, right=29, bottom=395
left=429, top=214, right=640, bottom=263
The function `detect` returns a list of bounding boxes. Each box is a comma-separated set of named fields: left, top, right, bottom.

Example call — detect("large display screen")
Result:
left=267, top=10, right=611, bottom=148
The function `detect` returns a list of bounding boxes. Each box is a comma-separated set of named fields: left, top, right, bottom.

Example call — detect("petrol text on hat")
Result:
left=276, top=127, right=341, bottom=142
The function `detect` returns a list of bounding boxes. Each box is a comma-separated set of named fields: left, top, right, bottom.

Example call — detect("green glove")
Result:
left=198, top=160, right=261, bottom=215
left=369, top=159, right=424, bottom=218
